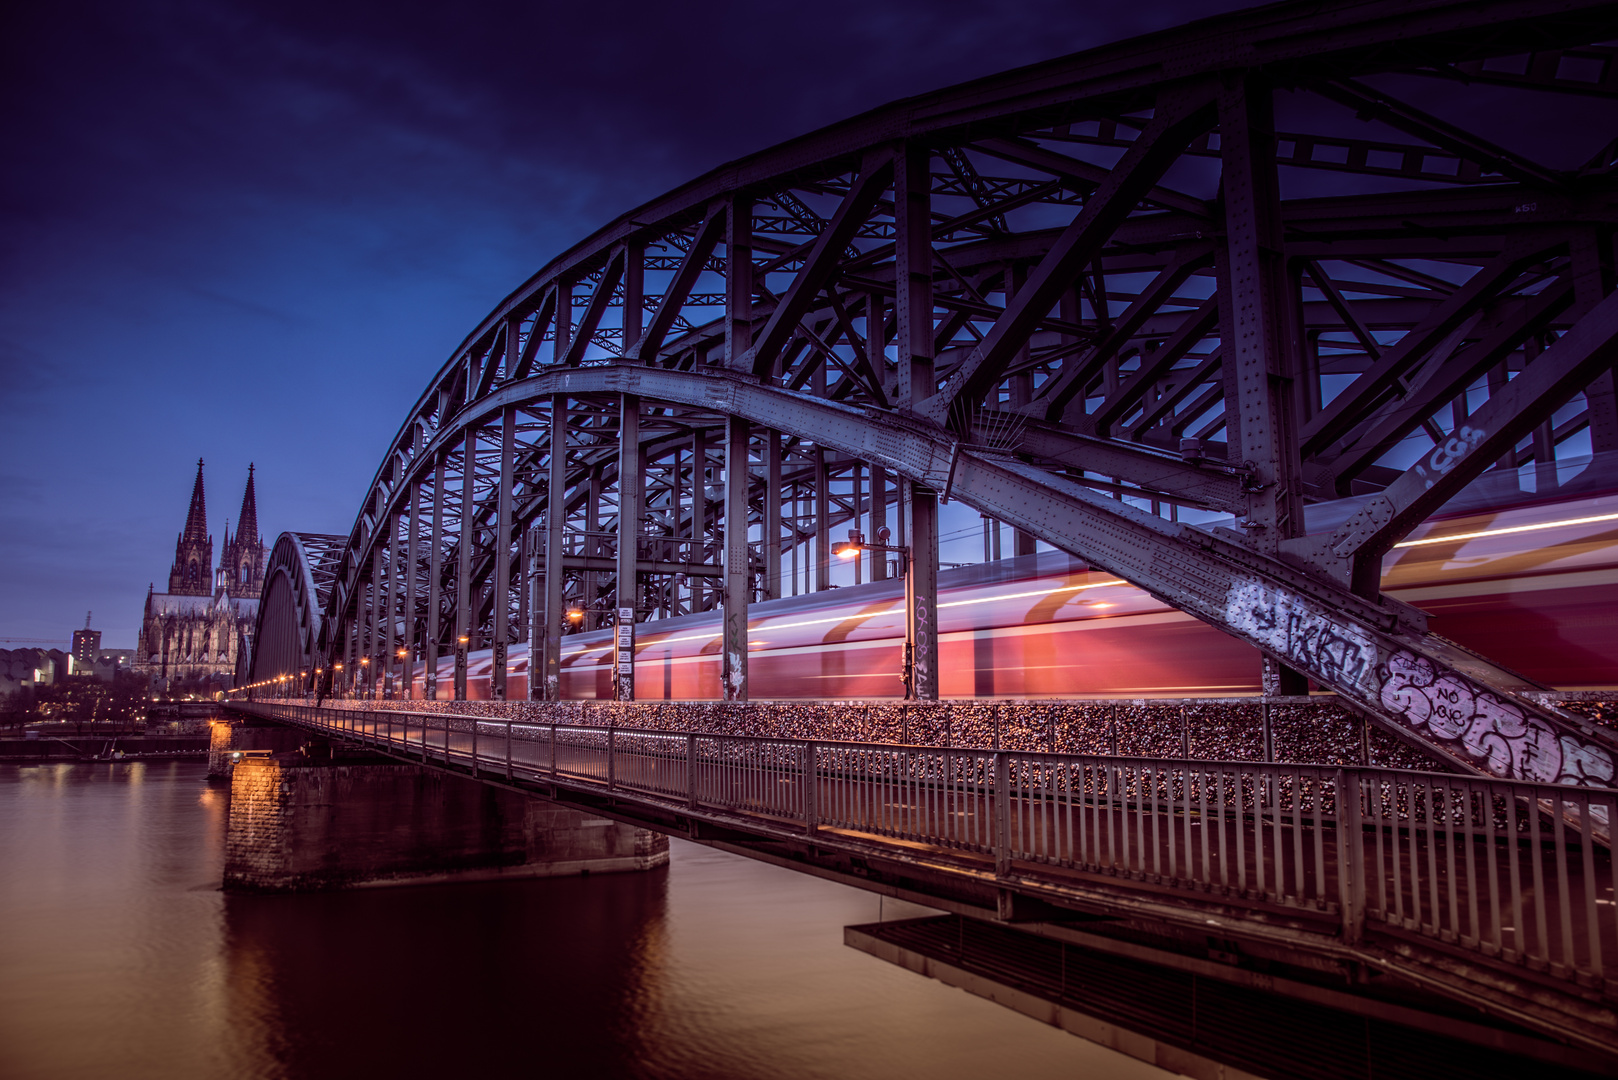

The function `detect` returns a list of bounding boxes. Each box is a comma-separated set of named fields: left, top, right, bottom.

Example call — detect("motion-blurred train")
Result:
left=411, top=455, right=1618, bottom=700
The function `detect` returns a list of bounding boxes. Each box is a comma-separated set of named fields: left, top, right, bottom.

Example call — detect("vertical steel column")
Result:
left=721, top=194, right=753, bottom=643
left=540, top=395, right=567, bottom=700
left=623, top=241, right=644, bottom=357
left=455, top=428, right=476, bottom=700
left=492, top=405, right=516, bottom=700
left=401, top=482, right=417, bottom=700
left=691, top=427, right=708, bottom=610
left=726, top=194, right=752, bottom=369
left=907, top=485, right=940, bottom=700
left=870, top=464, right=888, bottom=581
left=814, top=449, right=829, bottom=590
left=722, top=416, right=751, bottom=701
left=616, top=394, right=641, bottom=701
left=381, top=517, right=396, bottom=698
left=584, top=468, right=601, bottom=630
left=670, top=444, right=684, bottom=617
left=894, top=141, right=935, bottom=405
left=852, top=461, right=863, bottom=585
left=526, top=524, right=542, bottom=700
left=370, top=543, right=384, bottom=699
left=426, top=458, right=444, bottom=700
left=515, top=525, right=529, bottom=640
left=1220, top=73, right=1307, bottom=693
left=1218, top=73, right=1303, bottom=554
left=764, top=431, right=782, bottom=599
left=346, top=614, right=358, bottom=698
left=555, top=278, right=573, bottom=365
left=896, top=140, right=939, bottom=699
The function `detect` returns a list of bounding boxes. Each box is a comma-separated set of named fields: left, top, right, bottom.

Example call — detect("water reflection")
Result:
left=1, top=762, right=1165, bottom=1080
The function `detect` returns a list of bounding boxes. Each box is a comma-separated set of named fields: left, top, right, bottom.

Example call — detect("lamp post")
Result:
left=396, top=648, right=410, bottom=701
left=831, top=527, right=920, bottom=697
left=359, top=656, right=371, bottom=700
left=333, top=661, right=345, bottom=700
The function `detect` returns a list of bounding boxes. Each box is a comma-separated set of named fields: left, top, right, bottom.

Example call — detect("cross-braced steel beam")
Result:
left=285, top=0, right=1618, bottom=790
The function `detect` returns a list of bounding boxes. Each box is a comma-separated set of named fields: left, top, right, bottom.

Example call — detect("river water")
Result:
left=0, top=761, right=1167, bottom=1080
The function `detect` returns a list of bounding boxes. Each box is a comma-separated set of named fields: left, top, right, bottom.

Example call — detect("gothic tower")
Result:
left=220, top=463, right=267, bottom=600
left=167, top=459, right=213, bottom=596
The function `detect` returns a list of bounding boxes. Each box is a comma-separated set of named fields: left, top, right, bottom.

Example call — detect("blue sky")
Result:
left=1, top=0, right=1265, bottom=646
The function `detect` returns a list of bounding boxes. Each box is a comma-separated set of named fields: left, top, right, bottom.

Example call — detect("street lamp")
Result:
left=359, top=655, right=371, bottom=700
left=832, top=527, right=920, bottom=695
left=831, top=526, right=906, bottom=566
left=334, top=661, right=345, bottom=699
left=396, top=647, right=409, bottom=701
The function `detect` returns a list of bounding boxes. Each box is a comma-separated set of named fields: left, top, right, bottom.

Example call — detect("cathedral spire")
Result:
left=168, top=458, right=214, bottom=596
left=221, top=463, right=267, bottom=600
left=237, top=463, right=259, bottom=544
left=183, top=458, right=208, bottom=544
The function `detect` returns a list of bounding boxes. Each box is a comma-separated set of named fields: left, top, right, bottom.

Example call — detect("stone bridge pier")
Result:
left=212, top=719, right=667, bottom=892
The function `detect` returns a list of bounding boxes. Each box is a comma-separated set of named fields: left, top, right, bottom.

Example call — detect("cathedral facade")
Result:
left=136, top=460, right=267, bottom=691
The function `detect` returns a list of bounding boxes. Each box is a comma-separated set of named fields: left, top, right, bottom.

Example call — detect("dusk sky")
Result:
left=4, top=0, right=1278, bottom=647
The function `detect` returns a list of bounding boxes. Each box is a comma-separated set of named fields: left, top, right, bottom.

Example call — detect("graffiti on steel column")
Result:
left=1227, top=577, right=1615, bottom=787
left=1379, top=652, right=1614, bottom=787
left=912, top=593, right=935, bottom=697
left=1225, top=579, right=1379, bottom=696
left=492, top=640, right=507, bottom=701
left=723, top=608, right=747, bottom=701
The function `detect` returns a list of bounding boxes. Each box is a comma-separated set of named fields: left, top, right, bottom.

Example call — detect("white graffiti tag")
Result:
left=1224, top=579, right=1379, bottom=697
left=1379, top=651, right=1613, bottom=787
left=1412, top=425, right=1484, bottom=489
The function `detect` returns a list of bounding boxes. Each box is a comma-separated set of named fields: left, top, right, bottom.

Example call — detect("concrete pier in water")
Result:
left=215, top=721, right=667, bottom=892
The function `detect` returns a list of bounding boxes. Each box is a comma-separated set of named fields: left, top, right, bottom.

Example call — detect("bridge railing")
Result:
left=238, top=701, right=1618, bottom=994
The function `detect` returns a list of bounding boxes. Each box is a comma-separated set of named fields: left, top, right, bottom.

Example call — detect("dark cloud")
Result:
left=1, top=0, right=1256, bottom=644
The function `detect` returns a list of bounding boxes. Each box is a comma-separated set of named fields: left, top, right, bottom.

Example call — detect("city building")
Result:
left=135, top=460, right=266, bottom=692
left=0, top=649, right=70, bottom=696
left=70, top=613, right=100, bottom=670
left=65, top=613, right=135, bottom=680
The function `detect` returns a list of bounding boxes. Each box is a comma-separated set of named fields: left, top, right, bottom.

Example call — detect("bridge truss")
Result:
left=257, top=0, right=1618, bottom=789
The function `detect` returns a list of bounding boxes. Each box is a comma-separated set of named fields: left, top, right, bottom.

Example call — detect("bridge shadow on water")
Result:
left=220, top=868, right=670, bottom=1078
left=216, top=839, right=1170, bottom=1080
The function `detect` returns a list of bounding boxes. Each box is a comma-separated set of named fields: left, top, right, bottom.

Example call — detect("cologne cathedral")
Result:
left=135, top=460, right=266, bottom=691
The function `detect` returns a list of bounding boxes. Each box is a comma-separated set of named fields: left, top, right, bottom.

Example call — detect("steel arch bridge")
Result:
left=251, top=0, right=1618, bottom=789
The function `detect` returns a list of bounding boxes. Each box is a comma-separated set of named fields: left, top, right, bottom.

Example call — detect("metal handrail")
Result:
left=234, top=700, right=1618, bottom=994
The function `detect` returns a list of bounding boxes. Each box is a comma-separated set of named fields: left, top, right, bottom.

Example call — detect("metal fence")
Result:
left=239, top=702, right=1617, bottom=993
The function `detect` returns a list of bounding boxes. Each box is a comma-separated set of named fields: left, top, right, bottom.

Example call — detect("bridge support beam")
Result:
left=425, top=458, right=444, bottom=700
left=539, top=395, right=566, bottom=700
left=617, top=394, right=641, bottom=700
left=723, top=415, right=750, bottom=700
left=493, top=405, right=515, bottom=700
left=379, top=522, right=393, bottom=698
left=1219, top=73, right=1309, bottom=697
left=402, top=483, right=417, bottom=700
left=765, top=429, right=782, bottom=598
left=905, top=483, right=939, bottom=700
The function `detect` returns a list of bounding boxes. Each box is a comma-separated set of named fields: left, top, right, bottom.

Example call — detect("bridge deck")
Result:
left=236, top=701, right=1618, bottom=1057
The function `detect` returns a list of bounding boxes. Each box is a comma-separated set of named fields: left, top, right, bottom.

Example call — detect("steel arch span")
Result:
left=265, top=0, right=1618, bottom=787
left=243, top=533, right=345, bottom=692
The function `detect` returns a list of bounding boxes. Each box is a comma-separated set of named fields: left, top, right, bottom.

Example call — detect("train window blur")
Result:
left=412, top=451, right=1618, bottom=701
